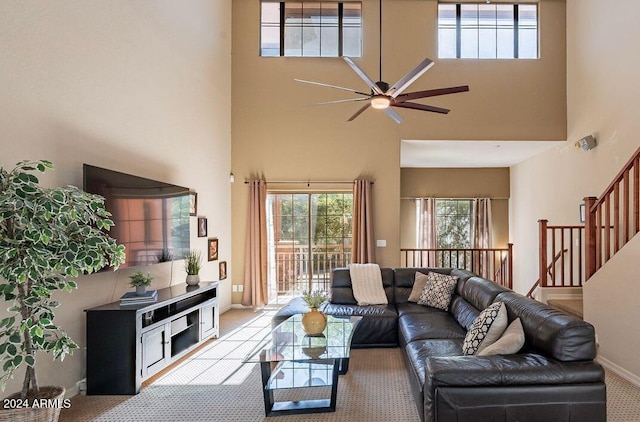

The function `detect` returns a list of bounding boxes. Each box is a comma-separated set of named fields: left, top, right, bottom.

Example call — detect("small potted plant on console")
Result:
left=184, top=250, right=202, bottom=286
left=129, top=271, right=153, bottom=295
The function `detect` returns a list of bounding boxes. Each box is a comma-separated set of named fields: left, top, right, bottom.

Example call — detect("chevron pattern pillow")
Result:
left=417, top=272, right=458, bottom=311
left=463, top=301, right=508, bottom=355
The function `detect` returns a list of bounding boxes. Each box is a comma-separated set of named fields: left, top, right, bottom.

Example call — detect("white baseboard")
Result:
left=597, top=355, right=640, bottom=387
left=65, top=383, right=80, bottom=399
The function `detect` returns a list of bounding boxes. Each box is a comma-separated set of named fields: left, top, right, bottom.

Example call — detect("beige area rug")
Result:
left=60, top=348, right=420, bottom=422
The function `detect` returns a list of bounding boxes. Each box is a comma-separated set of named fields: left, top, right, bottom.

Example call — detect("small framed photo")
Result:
left=207, top=238, right=218, bottom=261
left=197, top=217, right=207, bottom=237
left=219, top=261, right=227, bottom=280
left=189, top=192, right=197, bottom=216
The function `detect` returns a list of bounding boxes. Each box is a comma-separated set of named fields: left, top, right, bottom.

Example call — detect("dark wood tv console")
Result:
left=85, top=282, right=220, bottom=395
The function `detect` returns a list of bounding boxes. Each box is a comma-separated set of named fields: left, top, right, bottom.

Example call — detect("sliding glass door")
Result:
left=266, top=192, right=353, bottom=304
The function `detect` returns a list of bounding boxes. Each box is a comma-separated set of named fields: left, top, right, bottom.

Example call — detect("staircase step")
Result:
left=547, top=299, right=583, bottom=319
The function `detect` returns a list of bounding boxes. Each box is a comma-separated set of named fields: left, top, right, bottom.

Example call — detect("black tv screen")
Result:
left=83, top=164, right=191, bottom=269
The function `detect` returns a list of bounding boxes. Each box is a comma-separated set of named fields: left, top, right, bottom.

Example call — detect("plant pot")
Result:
left=0, top=386, right=66, bottom=422
left=135, top=286, right=146, bottom=295
left=186, top=274, right=200, bottom=286
left=301, top=307, right=327, bottom=336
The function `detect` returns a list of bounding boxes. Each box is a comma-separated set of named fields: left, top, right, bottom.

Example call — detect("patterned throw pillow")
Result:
left=417, top=272, right=458, bottom=311
left=462, top=301, right=508, bottom=355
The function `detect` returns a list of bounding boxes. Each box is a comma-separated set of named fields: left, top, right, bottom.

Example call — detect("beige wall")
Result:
left=0, top=0, right=232, bottom=396
left=231, top=0, right=566, bottom=303
left=510, top=0, right=640, bottom=380
left=400, top=168, right=510, bottom=249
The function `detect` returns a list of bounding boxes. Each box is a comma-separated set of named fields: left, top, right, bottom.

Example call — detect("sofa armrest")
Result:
left=425, top=353, right=604, bottom=388
left=422, top=353, right=605, bottom=422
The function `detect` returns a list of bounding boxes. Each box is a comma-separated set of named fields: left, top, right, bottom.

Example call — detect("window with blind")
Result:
left=260, top=1, right=362, bottom=57
left=438, top=3, right=538, bottom=59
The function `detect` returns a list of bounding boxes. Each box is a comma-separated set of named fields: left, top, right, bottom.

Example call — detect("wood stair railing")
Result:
left=400, top=244, right=513, bottom=289
left=585, top=146, right=640, bottom=278
left=527, top=249, right=567, bottom=298
left=532, top=146, right=640, bottom=297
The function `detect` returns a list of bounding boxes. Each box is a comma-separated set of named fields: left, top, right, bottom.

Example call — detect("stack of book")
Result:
left=120, top=290, right=158, bottom=306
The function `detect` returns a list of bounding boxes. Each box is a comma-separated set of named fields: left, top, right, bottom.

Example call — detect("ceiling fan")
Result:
left=295, top=0, right=469, bottom=124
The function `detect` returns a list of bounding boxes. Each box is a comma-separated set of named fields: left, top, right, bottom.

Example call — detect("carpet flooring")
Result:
left=60, top=308, right=640, bottom=422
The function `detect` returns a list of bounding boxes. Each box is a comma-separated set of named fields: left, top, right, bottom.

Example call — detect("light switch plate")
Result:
left=376, top=239, right=387, bottom=247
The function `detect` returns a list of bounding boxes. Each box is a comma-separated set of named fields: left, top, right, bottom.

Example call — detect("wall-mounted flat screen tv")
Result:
left=83, top=164, right=191, bottom=269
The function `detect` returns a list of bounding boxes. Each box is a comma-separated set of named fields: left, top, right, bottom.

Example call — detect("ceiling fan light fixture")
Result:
left=371, top=95, right=391, bottom=110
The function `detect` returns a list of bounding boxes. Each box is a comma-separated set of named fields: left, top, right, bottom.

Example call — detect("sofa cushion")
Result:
left=462, top=301, right=508, bottom=355
left=321, top=302, right=398, bottom=348
left=496, top=291, right=597, bottom=361
left=399, top=311, right=466, bottom=346
left=460, top=277, right=511, bottom=311
left=330, top=267, right=395, bottom=305
left=408, top=271, right=428, bottom=302
left=396, top=301, right=434, bottom=317
left=404, top=339, right=463, bottom=392
left=417, top=272, right=458, bottom=311
left=449, top=295, right=480, bottom=330
left=393, top=267, right=452, bottom=304
left=478, top=317, right=525, bottom=356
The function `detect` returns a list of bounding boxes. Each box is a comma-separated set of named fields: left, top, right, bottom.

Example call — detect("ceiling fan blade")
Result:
left=393, top=101, right=450, bottom=114
left=387, top=58, right=435, bottom=98
left=343, top=57, right=383, bottom=95
left=395, top=85, right=469, bottom=103
left=384, top=108, right=403, bottom=124
left=295, top=79, right=371, bottom=96
left=306, top=98, right=371, bottom=107
left=347, top=103, right=371, bottom=121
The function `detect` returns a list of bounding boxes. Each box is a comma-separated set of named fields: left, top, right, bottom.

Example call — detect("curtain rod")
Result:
left=245, top=180, right=373, bottom=185
left=401, top=196, right=508, bottom=200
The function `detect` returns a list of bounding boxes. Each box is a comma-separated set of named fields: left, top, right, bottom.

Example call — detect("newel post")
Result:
left=538, top=220, right=548, bottom=287
left=584, top=196, right=598, bottom=280
left=507, top=243, right=513, bottom=290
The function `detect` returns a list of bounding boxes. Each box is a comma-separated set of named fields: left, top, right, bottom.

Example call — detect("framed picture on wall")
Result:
left=197, top=217, right=207, bottom=237
left=208, top=238, right=218, bottom=261
left=219, top=261, right=227, bottom=280
left=189, top=192, right=198, bottom=216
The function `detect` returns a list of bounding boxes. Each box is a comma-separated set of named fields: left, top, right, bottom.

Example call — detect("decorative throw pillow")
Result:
left=478, top=318, right=525, bottom=356
left=416, top=272, right=458, bottom=311
left=407, top=272, right=429, bottom=303
left=462, top=301, right=508, bottom=355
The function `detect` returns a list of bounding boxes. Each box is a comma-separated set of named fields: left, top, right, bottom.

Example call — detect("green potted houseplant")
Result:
left=0, top=160, right=125, bottom=421
left=129, top=271, right=153, bottom=295
left=184, top=250, right=202, bottom=286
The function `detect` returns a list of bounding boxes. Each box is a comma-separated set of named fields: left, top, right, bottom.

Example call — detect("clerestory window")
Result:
left=438, top=2, right=538, bottom=59
left=260, top=1, right=362, bottom=57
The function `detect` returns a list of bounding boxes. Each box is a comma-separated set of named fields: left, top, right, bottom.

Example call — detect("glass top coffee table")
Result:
left=245, top=314, right=362, bottom=417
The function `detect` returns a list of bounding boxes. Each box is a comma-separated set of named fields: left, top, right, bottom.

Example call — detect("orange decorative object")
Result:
left=301, top=308, right=327, bottom=335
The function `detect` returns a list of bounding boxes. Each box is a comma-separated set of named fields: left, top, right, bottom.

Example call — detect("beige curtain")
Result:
left=472, top=198, right=493, bottom=277
left=242, top=180, right=268, bottom=307
left=416, top=198, right=437, bottom=266
left=472, top=198, right=492, bottom=248
left=351, top=179, right=375, bottom=264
